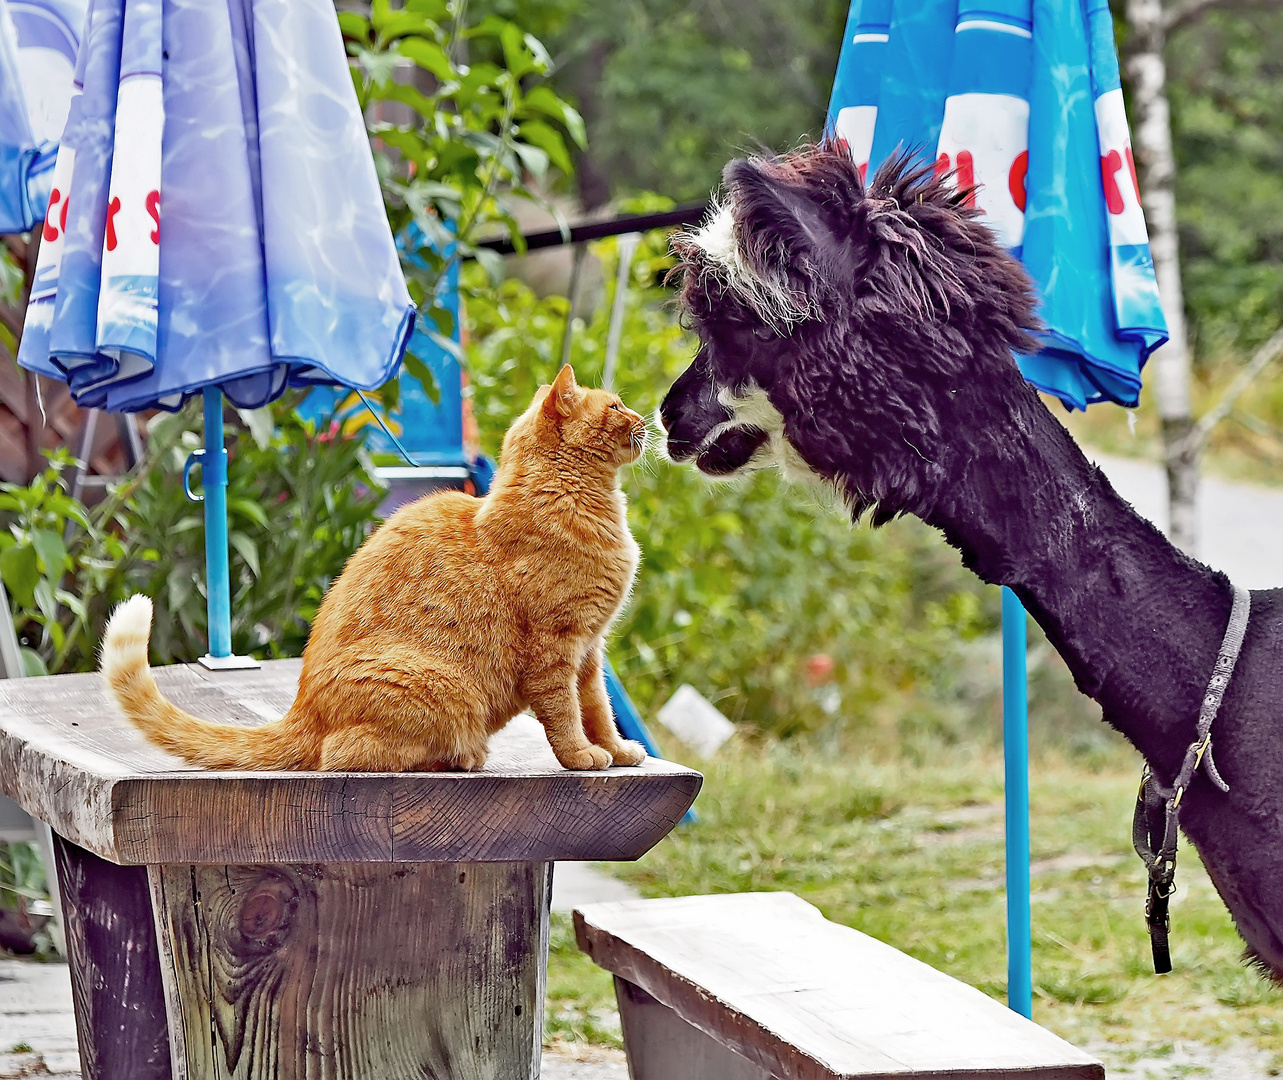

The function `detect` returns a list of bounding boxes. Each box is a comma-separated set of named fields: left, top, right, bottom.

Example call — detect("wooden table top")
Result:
left=0, top=659, right=701, bottom=866
left=576, top=893, right=1104, bottom=1080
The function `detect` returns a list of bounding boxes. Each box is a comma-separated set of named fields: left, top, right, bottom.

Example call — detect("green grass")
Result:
left=545, top=912, right=623, bottom=1048
left=545, top=737, right=1283, bottom=1070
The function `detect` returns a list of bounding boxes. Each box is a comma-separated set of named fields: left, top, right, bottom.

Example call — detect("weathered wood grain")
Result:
left=0, top=659, right=701, bottom=864
left=150, top=860, right=550, bottom=1080
left=53, top=834, right=172, bottom=1080
left=575, top=893, right=1105, bottom=1080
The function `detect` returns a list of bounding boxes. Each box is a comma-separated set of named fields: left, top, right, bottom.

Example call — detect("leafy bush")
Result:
left=123, top=398, right=387, bottom=664
left=0, top=398, right=384, bottom=673
left=343, top=0, right=587, bottom=386
left=0, top=449, right=131, bottom=675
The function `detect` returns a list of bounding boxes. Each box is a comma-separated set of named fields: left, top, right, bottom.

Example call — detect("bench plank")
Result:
left=0, top=659, right=700, bottom=864
left=575, top=893, right=1104, bottom=1080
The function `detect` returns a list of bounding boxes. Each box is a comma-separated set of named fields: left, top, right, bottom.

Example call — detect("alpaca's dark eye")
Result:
left=752, top=326, right=775, bottom=341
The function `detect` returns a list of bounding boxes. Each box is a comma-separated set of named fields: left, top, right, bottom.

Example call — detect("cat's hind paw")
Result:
left=451, top=748, right=488, bottom=771
left=607, top=740, right=647, bottom=767
left=558, top=744, right=614, bottom=770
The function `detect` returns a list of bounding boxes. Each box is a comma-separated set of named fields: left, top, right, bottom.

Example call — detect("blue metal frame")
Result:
left=1002, top=586, right=1032, bottom=1017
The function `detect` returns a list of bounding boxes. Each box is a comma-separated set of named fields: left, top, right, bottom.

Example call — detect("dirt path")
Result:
left=1091, top=453, right=1282, bottom=590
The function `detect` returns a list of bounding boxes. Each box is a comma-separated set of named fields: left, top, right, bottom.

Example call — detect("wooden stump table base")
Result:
left=151, top=860, right=550, bottom=1080
left=59, top=834, right=551, bottom=1080
left=54, top=836, right=172, bottom=1080
left=1, top=663, right=700, bottom=1080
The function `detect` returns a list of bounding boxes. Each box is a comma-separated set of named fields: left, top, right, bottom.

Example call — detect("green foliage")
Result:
left=112, top=397, right=386, bottom=665
left=477, top=0, right=846, bottom=202
left=544, top=912, right=622, bottom=1048
left=0, top=399, right=384, bottom=673
left=343, top=0, right=587, bottom=372
left=464, top=232, right=1001, bottom=738
left=0, top=840, right=46, bottom=910
left=0, top=450, right=129, bottom=675
left=1168, top=8, right=1283, bottom=361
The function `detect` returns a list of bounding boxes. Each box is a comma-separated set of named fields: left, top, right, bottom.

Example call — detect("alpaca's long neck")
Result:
left=923, top=384, right=1232, bottom=779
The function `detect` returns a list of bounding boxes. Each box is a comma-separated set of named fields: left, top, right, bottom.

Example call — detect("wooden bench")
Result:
left=574, top=893, right=1104, bottom=1080
left=0, top=658, right=701, bottom=1080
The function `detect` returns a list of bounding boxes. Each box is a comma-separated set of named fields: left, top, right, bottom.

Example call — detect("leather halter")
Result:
left=1132, top=583, right=1250, bottom=973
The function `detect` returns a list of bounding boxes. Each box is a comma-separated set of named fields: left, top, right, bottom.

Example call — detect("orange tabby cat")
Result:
left=100, top=364, right=649, bottom=772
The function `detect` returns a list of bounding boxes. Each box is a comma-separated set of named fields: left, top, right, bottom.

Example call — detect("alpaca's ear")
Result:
left=543, top=363, right=578, bottom=420
left=722, top=158, right=829, bottom=284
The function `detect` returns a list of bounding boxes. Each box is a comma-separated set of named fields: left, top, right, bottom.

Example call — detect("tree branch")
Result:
left=1188, top=326, right=1283, bottom=454
left=1163, top=0, right=1281, bottom=36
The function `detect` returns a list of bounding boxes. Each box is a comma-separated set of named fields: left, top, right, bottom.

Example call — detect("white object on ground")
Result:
left=655, top=684, right=735, bottom=758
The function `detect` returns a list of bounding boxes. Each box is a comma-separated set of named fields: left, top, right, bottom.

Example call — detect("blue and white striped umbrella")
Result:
left=0, top=0, right=86, bottom=232
left=827, top=0, right=1170, bottom=1017
left=16, top=0, right=413, bottom=663
left=18, top=0, right=413, bottom=413
left=829, top=0, right=1168, bottom=410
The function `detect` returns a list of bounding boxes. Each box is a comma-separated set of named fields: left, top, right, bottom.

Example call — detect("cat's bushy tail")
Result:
left=100, top=596, right=317, bottom=770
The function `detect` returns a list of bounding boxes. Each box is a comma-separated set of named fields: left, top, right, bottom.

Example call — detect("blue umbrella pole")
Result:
left=1002, top=586, right=1032, bottom=1017
left=203, top=388, right=232, bottom=659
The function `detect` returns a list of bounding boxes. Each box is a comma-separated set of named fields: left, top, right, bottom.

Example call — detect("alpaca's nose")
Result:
left=658, top=392, right=704, bottom=462
left=660, top=351, right=733, bottom=461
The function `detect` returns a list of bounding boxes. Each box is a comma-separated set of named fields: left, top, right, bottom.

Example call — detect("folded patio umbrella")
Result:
left=827, top=0, right=1170, bottom=1017
left=0, top=0, right=86, bottom=232
left=18, top=0, right=414, bottom=662
left=829, top=0, right=1168, bottom=410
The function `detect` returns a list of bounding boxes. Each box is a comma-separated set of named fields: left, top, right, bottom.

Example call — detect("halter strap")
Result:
left=1132, top=583, right=1249, bottom=973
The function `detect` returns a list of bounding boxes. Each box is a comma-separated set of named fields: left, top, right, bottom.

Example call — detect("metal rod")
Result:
left=202, top=388, right=232, bottom=659
left=68, top=408, right=99, bottom=505
left=1002, top=585, right=1032, bottom=1017
left=117, top=411, right=145, bottom=468
left=602, top=233, right=640, bottom=392
left=476, top=202, right=708, bottom=257
left=559, top=244, right=588, bottom=368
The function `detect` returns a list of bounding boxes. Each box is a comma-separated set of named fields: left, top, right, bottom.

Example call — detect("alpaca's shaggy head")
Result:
left=660, top=141, right=1043, bottom=523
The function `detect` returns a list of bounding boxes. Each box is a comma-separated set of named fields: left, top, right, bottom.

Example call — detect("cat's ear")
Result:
left=543, top=363, right=578, bottom=420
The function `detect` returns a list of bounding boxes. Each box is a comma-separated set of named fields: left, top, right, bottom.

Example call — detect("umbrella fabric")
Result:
left=19, top=0, right=414, bottom=413
left=0, top=3, right=40, bottom=232
left=300, top=261, right=466, bottom=466
left=827, top=0, right=1168, bottom=410
left=0, top=0, right=86, bottom=232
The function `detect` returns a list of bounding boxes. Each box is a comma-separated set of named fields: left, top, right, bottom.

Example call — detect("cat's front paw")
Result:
left=607, top=740, right=647, bottom=767
left=559, top=744, right=614, bottom=770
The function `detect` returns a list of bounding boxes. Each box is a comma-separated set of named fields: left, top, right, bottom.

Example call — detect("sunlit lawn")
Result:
left=545, top=738, right=1283, bottom=1072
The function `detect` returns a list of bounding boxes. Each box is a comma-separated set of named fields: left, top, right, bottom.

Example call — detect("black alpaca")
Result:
left=659, top=143, right=1283, bottom=978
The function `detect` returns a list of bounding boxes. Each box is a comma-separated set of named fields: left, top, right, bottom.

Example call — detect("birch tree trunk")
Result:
left=1124, top=0, right=1199, bottom=555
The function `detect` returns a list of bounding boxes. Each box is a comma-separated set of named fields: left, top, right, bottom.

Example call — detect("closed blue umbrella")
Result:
left=827, top=0, right=1167, bottom=1016
left=19, top=0, right=414, bottom=664
left=0, top=0, right=86, bottom=232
